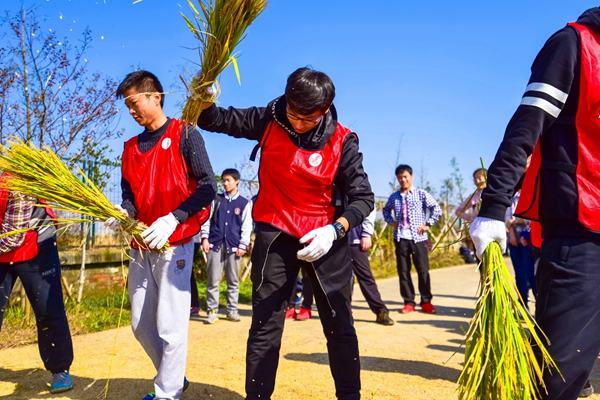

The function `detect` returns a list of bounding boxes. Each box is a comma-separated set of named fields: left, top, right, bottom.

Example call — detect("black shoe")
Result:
left=580, top=380, right=594, bottom=398
left=375, top=311, right=394, bottom=326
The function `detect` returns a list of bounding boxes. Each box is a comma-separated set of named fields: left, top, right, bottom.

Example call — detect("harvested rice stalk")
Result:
left=0, top=138, right=164, bottom=251
left=180, top=0, right=267, bottom=125
left=458, top=241, right=559, bottom=399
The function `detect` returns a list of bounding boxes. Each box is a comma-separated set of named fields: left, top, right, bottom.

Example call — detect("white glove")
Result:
left=104, top=205, right=128, bottom=232
left=297, top=225, right=337, bottom=262
left=469, top=216, right=507, bottom=258
left=141, top=213, right=179, bottom=250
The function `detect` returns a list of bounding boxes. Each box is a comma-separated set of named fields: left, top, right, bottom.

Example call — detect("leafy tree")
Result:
left=0, top=7, right=122, bottom=189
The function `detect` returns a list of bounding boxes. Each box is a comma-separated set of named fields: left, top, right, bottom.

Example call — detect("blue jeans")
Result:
left=508, top=243, right=536, bottom=305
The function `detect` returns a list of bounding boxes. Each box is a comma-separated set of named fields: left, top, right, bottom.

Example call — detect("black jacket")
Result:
left=197, top=96, right=375, bottom=231
left=479, top=7, right=600, bottom=239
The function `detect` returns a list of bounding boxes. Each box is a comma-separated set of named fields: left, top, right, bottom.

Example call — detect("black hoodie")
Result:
left=479, top=7, right=600, bottom=239
left=197, top=97, right=375, bottom=231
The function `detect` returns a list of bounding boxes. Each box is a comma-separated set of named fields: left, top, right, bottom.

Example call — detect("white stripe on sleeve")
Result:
left=520, top=96, right=562, bottom=118
left=524, top=82, right=568, bottom=103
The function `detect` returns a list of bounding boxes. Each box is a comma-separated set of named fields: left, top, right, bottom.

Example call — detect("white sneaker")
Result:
left=226, top=311, right=241, bottom=322
left=206, top=310, right=219, bottom=324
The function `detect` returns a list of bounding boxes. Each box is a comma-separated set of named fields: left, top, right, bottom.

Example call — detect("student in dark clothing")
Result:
left=0, top=182, right=74, bottom=394
left=348, top=208, right=394, bottom=326
left=470, top=7, right=600, bottom=399
left=198, top=67, right=373, bottom=400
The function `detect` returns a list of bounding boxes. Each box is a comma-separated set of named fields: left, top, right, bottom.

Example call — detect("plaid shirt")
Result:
left=0, top=192, right=35, bottom=254
left=382, top=187, right=442, bottom=243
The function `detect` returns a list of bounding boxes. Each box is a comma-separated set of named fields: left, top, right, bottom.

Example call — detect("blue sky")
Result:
left=2, top=0, right=598, bottom=198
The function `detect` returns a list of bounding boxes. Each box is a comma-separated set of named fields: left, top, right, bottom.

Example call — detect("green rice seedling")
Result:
left=180, top=0, right=267, bottom=125
left=0, top=138, right=166, bottom=251
left=458, top=242, right=559, bottom=399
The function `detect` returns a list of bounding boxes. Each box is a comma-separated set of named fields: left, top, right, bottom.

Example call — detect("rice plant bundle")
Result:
left=180, top=0, right=267, bottom=125
left=458, top=241, right=558, bottom=399
left=0, top=138, right=163, bottom=251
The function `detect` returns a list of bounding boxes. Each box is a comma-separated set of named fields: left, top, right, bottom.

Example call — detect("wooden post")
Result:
left=76, top=222, right=91, bottom=313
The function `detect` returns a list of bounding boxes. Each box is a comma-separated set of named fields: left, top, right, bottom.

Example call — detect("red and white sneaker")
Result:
left=295, top=307, right=312, bottom=321
left=400, top=304, right=415, bottom=314
left=285, top=307, right=297, bottom=319
left=421, top=302, right=437, bottom=314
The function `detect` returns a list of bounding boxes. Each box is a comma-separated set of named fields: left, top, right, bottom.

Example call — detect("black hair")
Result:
left=395, top=164, right=413, bottom=176
left=473, top=168, right=487, bottom=177
left=284, top=67, right=335, bottom=115
left=222, top=168, right=240, bottom=181
left=116, top=70, right=164, bottom=108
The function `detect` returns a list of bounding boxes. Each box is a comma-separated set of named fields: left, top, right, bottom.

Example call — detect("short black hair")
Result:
left=116, top=70, right=164, bottom=108
left=473, top=168, right=487, bottom=177
left=285, top=67, right=335, bottom=115
left=395, top=164, right=413, bottom=176
left=222, top=168, right=240, bottom=181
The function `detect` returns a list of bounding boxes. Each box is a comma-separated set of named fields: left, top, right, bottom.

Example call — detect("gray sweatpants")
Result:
left=129, top=242, right=193, bottom=400
left=206, top=246, right=240, bottom=313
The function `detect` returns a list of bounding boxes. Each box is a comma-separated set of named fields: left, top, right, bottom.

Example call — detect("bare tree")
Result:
left=0, top=7, right=122, bottom=181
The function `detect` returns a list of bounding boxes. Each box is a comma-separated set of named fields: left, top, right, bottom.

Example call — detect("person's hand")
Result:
left=141, top=213, right=179, bottom=250
left=360, top=236, right=372, bottom=252
left=236, top=248, right=246, bottom=257
left=297, top=225, right=337, bottom=262
left=417, top=225, right=430, bottom=235
left=469, top=217, right=507, bottom=258
left=389, top=221, right=398, bottom=230
left=104, top=205, right=128, bottom=232
left=201, top=238, right=210, bottom=253
left=519, top=236, right=529, bottom=247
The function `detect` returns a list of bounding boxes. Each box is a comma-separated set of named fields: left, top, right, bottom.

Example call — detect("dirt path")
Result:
left=2, top=262, right=600, bottom=399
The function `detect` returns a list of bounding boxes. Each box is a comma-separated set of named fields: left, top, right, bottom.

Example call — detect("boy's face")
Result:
left=123, top=87, right=162, bottom=128
left=396, top=171, right=413, bottom=190
left=473, top=171, right=487, bottom=189
left=222, top=175, right=239, bottom=194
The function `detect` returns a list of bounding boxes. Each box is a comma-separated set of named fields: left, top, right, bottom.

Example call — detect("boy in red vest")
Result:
left=198, top=67, right=373, bottom=400
left=0, top=181, right=74, bottom=394
left=470, top=7, right=600, bottom=399
left=112, top=71, right=216, bottom=400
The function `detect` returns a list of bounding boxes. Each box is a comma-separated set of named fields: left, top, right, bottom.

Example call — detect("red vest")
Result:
left=122, top=119, right=209, bottom=248
left=0, top=174, right=57, bottom=263
left=253, top=121, right=353, bottom=239
left=516, top=22, right=600, bottom=232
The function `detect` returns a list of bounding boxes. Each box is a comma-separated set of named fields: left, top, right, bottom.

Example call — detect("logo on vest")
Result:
left=234, top=207, right=241, bottom=215
left=161, top=138, right=172, bottom=150
left=308, top=153, right=323, bottom=167
left=175, top=259, right=186, bottom=273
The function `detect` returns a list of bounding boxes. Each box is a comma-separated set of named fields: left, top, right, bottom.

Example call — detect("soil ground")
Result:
left=1, top=261, right=600, bottom=400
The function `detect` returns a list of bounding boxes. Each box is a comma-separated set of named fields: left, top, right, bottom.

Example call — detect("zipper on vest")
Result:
left=255, top=231, right=281, bottom=292
left=311, top=261, right=336, bottom=318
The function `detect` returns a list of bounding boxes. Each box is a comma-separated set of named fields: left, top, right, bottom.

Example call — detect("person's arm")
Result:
left=197, top=103, right=270, bottom=141
left=239, top=200, right=253, bottom=249
left=333, top=134, right=375, bottom=231
left=120, top=175, right=137, bottom=219
left=0, top=193, right=34, bottom=254
left=361, top=207, right=376, bottom=236
left=172, top=128, right=218, bottom=223
left=236, top=200, right=253, bottom=256
left=382, top=195, right=394, bottom=223
left=479, top=27, right=578, bottom=221
left=424, top=191, right=442, bottom=226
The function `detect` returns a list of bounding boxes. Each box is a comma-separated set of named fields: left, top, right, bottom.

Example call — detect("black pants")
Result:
left=0, top=237, right=73, bottom=373
left=246, top=232, right=360, bottom=400
left=534, top=237, right=600, bottom=399
left=394, top=239, right=432, bottom=305
left=349, top=246, right=387, bottom=314
left=190, top=243, right=201, bottom=309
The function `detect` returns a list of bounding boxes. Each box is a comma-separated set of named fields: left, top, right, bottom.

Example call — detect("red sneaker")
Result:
left=285, top=307, right=297, bottom=319
left=400, top=304, right=415, bottom=314
left=295, top=307, right=312, bottom=321
left=421, top=302, right=437, bottom=314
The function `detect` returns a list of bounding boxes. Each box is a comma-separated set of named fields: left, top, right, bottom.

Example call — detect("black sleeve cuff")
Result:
left=172, top=209, right=189, bottom=224
left=478, top=202, right=507, bottom=222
